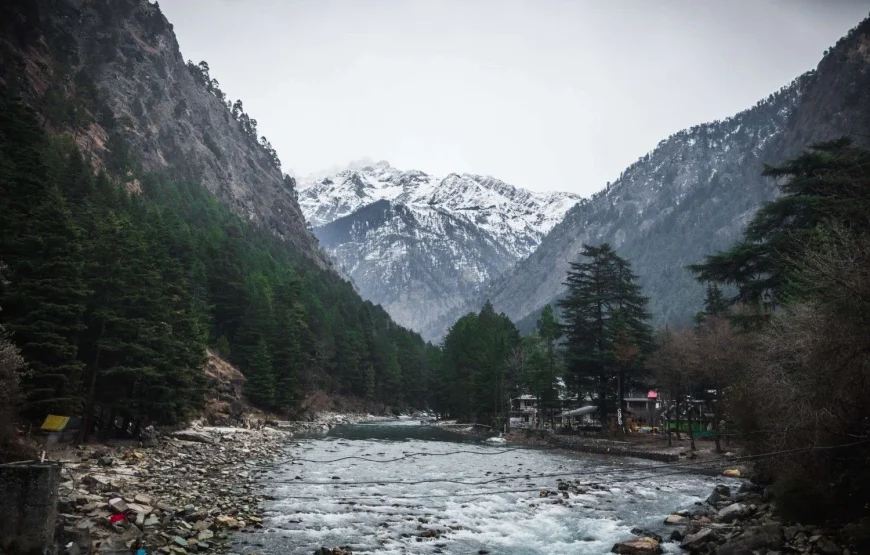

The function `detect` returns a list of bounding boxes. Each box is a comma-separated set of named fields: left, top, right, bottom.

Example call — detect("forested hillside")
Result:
left=462, top=15, right=870, bottom=334
left=0, top=0, right=439, bottom=436
left=0, top=0, right=327, bottom=266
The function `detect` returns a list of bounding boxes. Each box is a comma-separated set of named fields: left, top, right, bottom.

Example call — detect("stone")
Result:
left=57, top=496, right=77, bottom=513
left=668, top=530, right=683, bottom=542
left=717, top=502, right=750, bottom=523
left=126, top=503, right=152, bottom=514
left=716, top=524, right=783, bottom=555
left=664, top=514, right=687, bottom=525
left=156, top=501, right=175, bottom=512
left=722, top=469, right=741, bottom=477
left=197, top=529, right=214, bottom=541
left=611, top=537, right=663, bottom=555
left=630, top=528, right=663, bottom=543
left=681, top=528, right=715, bottom=552
left=706, top=484, right=731, bottom=505
left=737, top=481, right=760, bottom=494
left=171, top=430, right=214, bottom=444
left=108, top=497, right=129, bottom=514
left=816, top=537, right=840, bottom=555
left=81, top=474, right=112, bottom=492
left=134, top=493, right=153, bottom=505
left=75, top=519, right=95, bottom=531
left=214, top=515, right=239, bottom=528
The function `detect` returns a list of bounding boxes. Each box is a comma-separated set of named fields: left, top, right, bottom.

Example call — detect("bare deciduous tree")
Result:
left=695, top=316, right=750, bottom=453
left=648, top=328, right=698, bottom=447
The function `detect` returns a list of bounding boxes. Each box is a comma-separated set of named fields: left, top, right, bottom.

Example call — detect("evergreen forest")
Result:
left=0, top=88, right=438, bottom=440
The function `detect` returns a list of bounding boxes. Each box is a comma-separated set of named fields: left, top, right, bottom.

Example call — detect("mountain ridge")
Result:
left=299, top=161, right=581, bottom=337
left=0, top=0, right=330, bottom=269
left=458, top=16, right=870, bottom=336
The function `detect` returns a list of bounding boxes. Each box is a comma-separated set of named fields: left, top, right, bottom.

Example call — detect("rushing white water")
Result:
left=232, top=420, right=731, bottom=554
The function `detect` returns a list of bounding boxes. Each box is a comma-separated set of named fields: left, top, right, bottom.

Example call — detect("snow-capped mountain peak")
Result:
left=297, top=162, right=580, bottom=338
left=299, top=162, right=580, bottom=259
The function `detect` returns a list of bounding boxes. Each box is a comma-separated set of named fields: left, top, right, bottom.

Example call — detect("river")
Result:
left=232, top=419, right=726, bottom=554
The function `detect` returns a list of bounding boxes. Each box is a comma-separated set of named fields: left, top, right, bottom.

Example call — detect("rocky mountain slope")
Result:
left=466, top=16, right=870, bottom=334
left=0, top=0, right=328, bottom=268
left=299, top=162, right=580, bottom=337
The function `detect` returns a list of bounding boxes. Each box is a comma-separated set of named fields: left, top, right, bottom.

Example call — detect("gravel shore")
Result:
left=53, top=413, right=378, bottom=554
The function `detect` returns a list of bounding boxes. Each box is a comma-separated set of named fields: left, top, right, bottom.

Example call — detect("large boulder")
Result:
left=706, top=484, right=731, bottom=505
left=611, top=537, right=663, bottom=555
left=630, top=528, right=663, bottom=543
left=681, top=528, right=716, bottom=552
left=664, top=514, right=687, bottom=525
left=171, top=430, right=214, bottom=443
left=717, top=502, right=750, bottom=523
left=715, top=524, right=783, bottom=555
left=816, top=537, right=841, bottom=555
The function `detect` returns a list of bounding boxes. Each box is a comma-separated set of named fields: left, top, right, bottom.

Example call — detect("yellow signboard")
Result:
left=41, top=415, right=70, bottom=432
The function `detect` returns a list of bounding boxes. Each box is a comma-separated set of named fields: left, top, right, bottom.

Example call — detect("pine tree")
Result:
left=272, top=278, right=309, bottom=413
left=559, top=244, right=651, bottom=433
left=608, top=254, right=652, bottom=432
left=690, top=138, right=870, bottom=307
left=245, top=338, right=276, bottom=408
left=703, top=283, right=729, bottom=317
left=559, top=244, right=617, bottom=427
left=3, top=186, right=88, bottom=415
left=78, top=211, right=158, bottom=438
left=209, top=228, right=248, bottom=344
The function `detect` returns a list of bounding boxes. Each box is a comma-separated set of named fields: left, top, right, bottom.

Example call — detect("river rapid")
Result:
left=232, top=420, right=726, bottom=555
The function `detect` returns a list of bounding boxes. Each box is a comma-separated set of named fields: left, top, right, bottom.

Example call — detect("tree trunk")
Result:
left=617, top=368, right=626, bottom=434
left=713, top=393, right=722, bottom=453
left=78, top=319, right=106, bottom=444
left=675, top=397, right=682, bottom=441
left=688, top=403, right=696, bottom=451
left=667, top=416, right=672, bottom=447
left=598, top=372, right=607, bottom=433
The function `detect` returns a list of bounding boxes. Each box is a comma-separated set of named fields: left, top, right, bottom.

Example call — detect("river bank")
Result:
left=605, top=478, right=855, bottom=555
left=51, top=412, right=380, bottom=554
left=431, top=420, right=747, bottom=465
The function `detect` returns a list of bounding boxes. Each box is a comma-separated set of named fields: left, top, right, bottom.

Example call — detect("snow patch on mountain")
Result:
left=298, top=162, right=580, bottom=338
left=298, top=161, right=580, bottom=259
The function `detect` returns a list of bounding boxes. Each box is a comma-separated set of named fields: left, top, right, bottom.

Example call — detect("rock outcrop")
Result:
left=1, top=0, right=329, bottom=269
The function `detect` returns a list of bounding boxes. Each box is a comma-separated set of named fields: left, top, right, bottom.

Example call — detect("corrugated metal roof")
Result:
left=556, top=405, right=598, bottom=418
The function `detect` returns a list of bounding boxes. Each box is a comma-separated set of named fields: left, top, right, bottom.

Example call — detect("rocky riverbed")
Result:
left=53, top=413, right=379, bottom=554
left=605, top=478, right=855, bottom=555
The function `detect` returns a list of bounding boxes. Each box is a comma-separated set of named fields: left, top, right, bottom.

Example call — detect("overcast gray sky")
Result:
left=159, top=0, right=869, bottom=195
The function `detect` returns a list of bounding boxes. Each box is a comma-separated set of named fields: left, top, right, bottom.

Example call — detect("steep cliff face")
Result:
left=0, top=0, right=328, bottom=268
left=299, top=162, right=579, bottom=338
left=470, top=16, right=870, bottom=334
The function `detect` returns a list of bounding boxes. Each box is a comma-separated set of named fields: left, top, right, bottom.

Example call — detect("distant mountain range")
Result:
left=299, top=17, right=870, bottom=343
left=298, top=163, right=580, bottom=338
left=463, top=15, right=870, bottom=335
